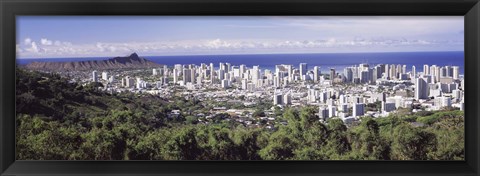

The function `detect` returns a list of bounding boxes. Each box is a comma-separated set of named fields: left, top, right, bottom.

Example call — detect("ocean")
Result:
left=17, top=51, right=465, bottom=74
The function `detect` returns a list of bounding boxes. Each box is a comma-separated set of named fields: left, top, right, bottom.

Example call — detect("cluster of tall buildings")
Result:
left=164, top=62, right=324, bottom=90
left=89, top=61, right=464, bottom=124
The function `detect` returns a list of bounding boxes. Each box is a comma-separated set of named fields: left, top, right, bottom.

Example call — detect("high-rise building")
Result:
left=92, top=71, right=98, bottom=82
left=299, top=63, right=307, bottom=80
left=344, top=67, right=353, bottom=83
left=319, top=106, right=329, bottom=121
left=173, top=69, right=178, bottom=84
left=452, top=66, right=460, bottom=80
left=308, top=89, right=317, bottom=102
left=101, top=72, right=108, bottom=81
left=163, top=65, right=168, bottom=76
left=440, top=67, right=446, bottom=78
left=239, top=64, right=246, bottom=77
left=360, top=70, right=369, bottom=83
left=434, top=66, right=441, bottom=83
left=389, top=64, right=396, bottom=79
left=183, top=69, right=192, bottom=83
left=411, top=65, right=416, bottom=78
left=328, top=105, right=337, bottom=118
left=123, top=76, right=134, bottom=88
left=372, top=66, right=381, bottom=82
left=252, top=66, right=260, bottom=81
left=241, top=79, right=248, bottom=90
left=395, top=64, right=402, bottom=78
left=381, top=101, right=396, bottom=113
left=383, top=64, right=389, bottom=79
left=286, top=65, right=293, bottom=81
left=330, top=68, right=336, bottom=82
left=196, top=76, right=203, bottom=85
left=209, top=63, right=215, bottom=83
left=283, top=93, right=292, bottom=105
left=435, top=96, right=452, bottom=108
left=415, top=78, right=429, bottom=100
left=219, top=62, right=226, bottom=71
left=313, top=66, right=320, bottom=82
left=218, top=70, right=225, bottom=81
left=423, top=64, right=429, bottom=75
left=353, top=103, right=365, bottom=117
left=273, top=76, right=281, bottom=88
left=338, top=103, right=348, bottom=113
left=225, top=63, right=231, bottom=72
left=452, top=89, right=463, bottom=101
left=273, top=93, right=283, bottom=105
left=232, top=67, right=240, bottom=78
left=221, top=79, right=230, bottom=89
left=152, top=69, right=158, bottom=76
left=445, top=66, right=451, bottom=77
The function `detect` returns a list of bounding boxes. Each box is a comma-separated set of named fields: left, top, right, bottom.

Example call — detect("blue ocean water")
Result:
left=17, top=51, right=465, bottom=74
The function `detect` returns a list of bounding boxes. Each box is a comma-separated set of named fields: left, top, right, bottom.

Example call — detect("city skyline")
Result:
left=16, top=16, right=464, bottom=58
left=15, top=16, right=465, bottom=161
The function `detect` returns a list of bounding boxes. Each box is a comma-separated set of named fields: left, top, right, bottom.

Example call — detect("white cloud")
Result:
left=24, top=38, right=32, bottom=45
left=30, top=42, right=39, bottom=53
left=40, top=38, right=53, bottom=45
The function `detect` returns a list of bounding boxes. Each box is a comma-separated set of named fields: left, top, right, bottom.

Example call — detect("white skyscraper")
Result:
left=123, top=76, right=134, bottom=88
left=218, top=70, right=225, bottom=81
left=382, top=101, right=396, bottom=113
left=173, top=69, right=178, bottom=84
left=435, top=96, right=452, bottom=108
left=252, top=66, right=260, bottom=81
left=452, top=66, right=460, bottom=80
left=286, top=65, right=293, bottom=81
left=344, top=67, right=353, bottom=83
left=434, top=66, right=441, bottom=83
left=92, top=71, right=98, bottom=82
left=183, top=69, right=192, bottom=83
left=328, top=105, right=337, bottom=118
left=209, top=63, right=215, bottom=83
left=273, top=93, right=283, bottom=105
left=360, top=70, right=369, bottom=83
left=163, top=65, right=168, bottom=76
left=411, top=65, right=416, bottom=78
left=313, top=66, right=320, bottom=82
left=219, top=62, right=226, bottom=71
left=101, top=72, right=108, bottom=81
left=330, top=68, right=336, bottom=83
left=423, top=64, right=429, bottom=75
left=415, top=78, right=428, bottom=100
left=383, top=64, right=389, bottom=79
left=225, top=63, right=231, bottom=72
left=353, top=103, right=365, bottom=117
left=299, top=63, right=307, bottom=80
left=241, top=79, right=248, bottom=90
left=390, top=64, right=396, bottom=79
left=221, top=79, right=230, bottom=89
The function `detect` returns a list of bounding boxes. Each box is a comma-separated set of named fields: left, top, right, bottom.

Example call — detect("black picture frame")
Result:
left=1, top=0, right=479, bottom=176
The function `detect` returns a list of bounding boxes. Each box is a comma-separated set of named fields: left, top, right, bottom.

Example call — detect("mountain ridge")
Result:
left=24, top=53, right=161, bottom=71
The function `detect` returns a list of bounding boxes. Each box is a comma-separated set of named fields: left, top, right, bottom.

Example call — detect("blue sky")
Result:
left=16, top=16, right=464, bottom=59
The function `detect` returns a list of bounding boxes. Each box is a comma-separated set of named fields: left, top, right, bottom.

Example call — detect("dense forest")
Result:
left=16, top=68, right=464, bottom=160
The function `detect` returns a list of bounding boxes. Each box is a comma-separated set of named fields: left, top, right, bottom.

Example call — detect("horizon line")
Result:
left=17, top=50, right=464, bottom=60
